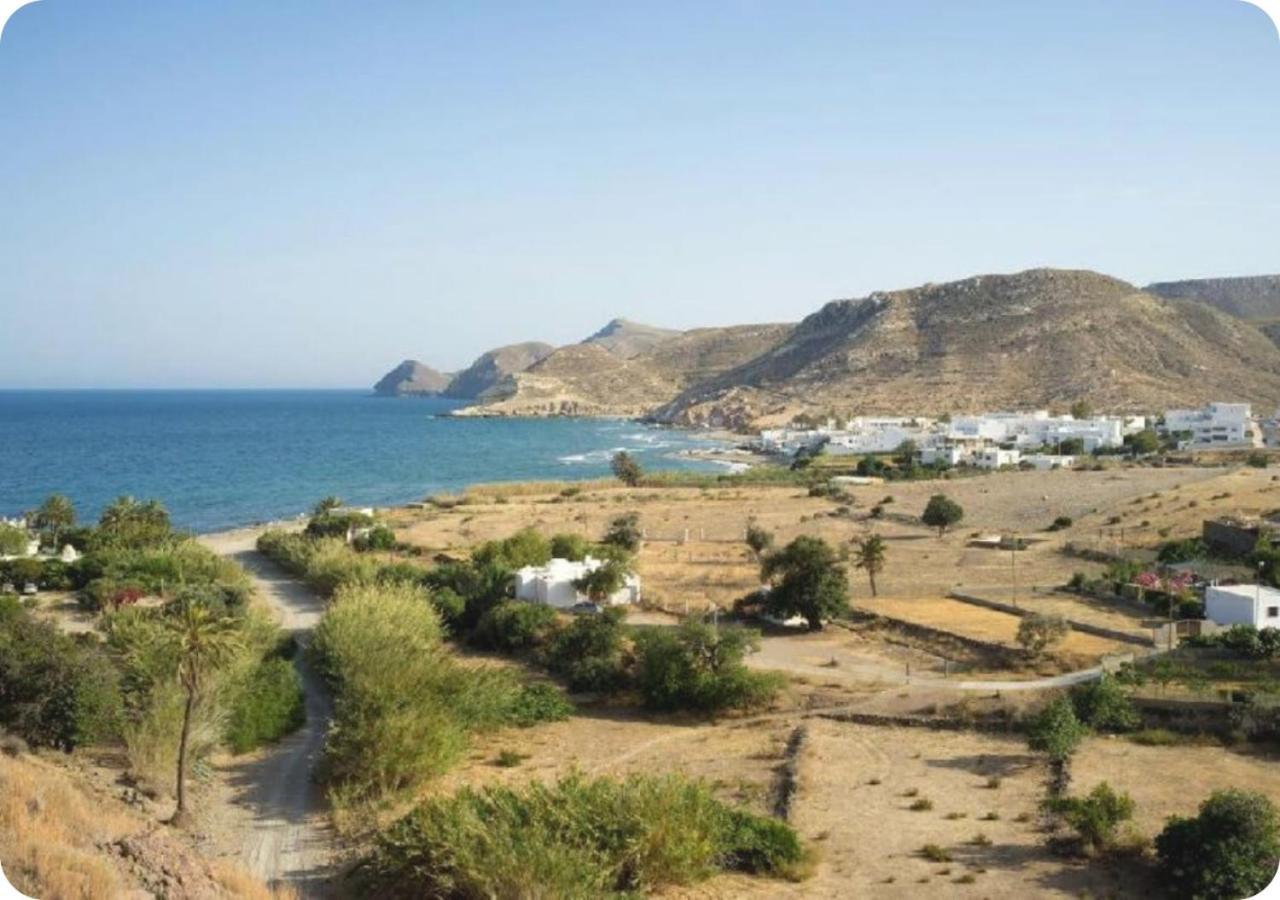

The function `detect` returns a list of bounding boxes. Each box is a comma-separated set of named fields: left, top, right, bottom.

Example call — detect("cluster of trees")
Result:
left=1186, top=624, right=1280, bottom=660
left=0, top=494, right=306, bottom=827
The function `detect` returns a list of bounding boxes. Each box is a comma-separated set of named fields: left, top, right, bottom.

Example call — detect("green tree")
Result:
left=1123, top=429, right=1160, bottom=457
left=1028, top=695, right=1087, bottom=796
left=1050, top=782, right=1135, bottom=852
left=634, top=619, right=781, bottom=712
left=1016, top=613, right=1069, bottom=658
left=32, top=494, right=76, bottom=546
left=744, top=520, right=775, bottom=566
left=853, top=534, right=887, bottom=597
left=165, top=599, right=243, bottom=827
left=893, top=440, right=918, bottom=469
left=1156, top=789, right=1280, bottom=900
left=1070, top=674, right=1139, bottom=733
left=543, top=606, right=629, bottom=693
left=97, top=497, right=172, bottom=549
left=0, top=523, right=28, bottom=556
left=312, top=495, right=343, bottom=517
left=921, top=494, right=964, bottom=537
left=1070, top=400, right=1093, bottom=420
left=761, top=536, right=849, bottom=630
left=549, top=532, right=592, bottom=561
left=573, top=558, right=631, bottom=603
left=602, top=513, right=642, bottom=553
left=611, top=451, right=644, bottom=487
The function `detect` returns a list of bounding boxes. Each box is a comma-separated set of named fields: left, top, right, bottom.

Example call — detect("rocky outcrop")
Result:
left=372, top=360, right=451, bottom=396
left=443, top=341, right=556, bottom=399
left=581, top=318, right=681, bottom=358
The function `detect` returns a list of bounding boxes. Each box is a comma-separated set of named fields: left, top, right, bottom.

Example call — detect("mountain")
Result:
left=653, top=269, right=1280, bottom=428
left=372, top=360, right=451, bottom=396
left=581, top=318, right=681, bottom=357
left=1146, top=275, right=1280, bottom=321
left=452, top=322, right=794, bottom=418
left=443, top=341, right=556, bottom=399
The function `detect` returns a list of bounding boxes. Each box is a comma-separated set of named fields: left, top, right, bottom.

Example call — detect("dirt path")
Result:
left=199, top=528, right=336, bottom=896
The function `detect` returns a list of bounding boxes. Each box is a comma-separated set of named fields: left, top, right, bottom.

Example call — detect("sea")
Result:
left=0, top=390, right=733, bottom=534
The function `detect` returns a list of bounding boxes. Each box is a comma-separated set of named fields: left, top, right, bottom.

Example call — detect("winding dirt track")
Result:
left=200, top=530, right=336, bottom=896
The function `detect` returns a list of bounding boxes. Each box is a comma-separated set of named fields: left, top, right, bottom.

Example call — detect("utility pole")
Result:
left=1011, top=532, right=1018, bottom=608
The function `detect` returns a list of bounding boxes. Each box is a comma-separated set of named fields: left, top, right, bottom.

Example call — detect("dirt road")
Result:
left=200, top=528, right=336, bottom=896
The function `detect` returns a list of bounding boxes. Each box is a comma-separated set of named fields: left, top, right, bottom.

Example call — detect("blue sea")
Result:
left=0, top=391, right=730, bottom=533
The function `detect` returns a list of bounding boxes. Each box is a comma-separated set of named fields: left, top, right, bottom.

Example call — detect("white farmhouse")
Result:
left=1021, top=454, right=1076, bottom=471
left=1162, top=403, right=1255, bottom=449
left=513, top=556, right=640, bottom=609
left=1204, top=584, right=1280, bottom=629
left=975, top=448, right=1021, bottom=469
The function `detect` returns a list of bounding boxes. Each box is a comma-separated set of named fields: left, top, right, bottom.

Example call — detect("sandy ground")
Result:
left=198, top=528, right=338, bottom=897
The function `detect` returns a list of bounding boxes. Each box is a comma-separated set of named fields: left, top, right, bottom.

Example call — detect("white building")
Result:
left=513, top=556, right=640, bottom=609
left=975, top=448, right=1021, bottom=469
left=1162, top=403, right=1255, bottom=449
left=1205, top=584, right=1280, bottom=629
left=1021, top=454, right=1076, bottom=471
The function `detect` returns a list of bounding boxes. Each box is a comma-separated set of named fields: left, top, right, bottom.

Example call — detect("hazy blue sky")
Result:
left=1, top=0, right=1278, bottom=388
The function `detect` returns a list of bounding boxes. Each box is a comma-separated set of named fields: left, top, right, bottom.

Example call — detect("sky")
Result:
left=1, top=0, right=1278, bottom=388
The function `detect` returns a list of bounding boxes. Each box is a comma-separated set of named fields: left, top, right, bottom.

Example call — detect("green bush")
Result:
left=1071, top=675, right=1139, bottom=733
left=472, top=527, right=551, bottom=570
left=634, top=620, right=781, bottom=713
left=0, top=596, right=122, bottom=750
left=549, top=533, right=592, bottom=561
left=504, top=682, right=574, bottom=727
left=602, top=513, right=642, bottom=553
left=225, top=656, right=306, bottom=754
left=1156, top=789, right=1280, bottom=900
left=542, top=607, right=630, bottom=693
left=355, top=525, right=398, bottom=552
left=360, top=772, right=808, bottom=897
left=473, top=601, right=558, bottom=654
left=1047, top=782, right=1136, bottom=851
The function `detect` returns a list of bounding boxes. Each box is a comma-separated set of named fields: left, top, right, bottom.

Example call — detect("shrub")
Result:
left=1047, top=516, right=1074, bottom=532
left=1157, top=538, right=1207, bottom=564
left=472, top=601, right=559, bottom=654
left=504, top=682, right=574, bottom=727
left=1016, top=614, right=1069, bottom=658
left=602, top=513, right=643, bottom=553
left=355, top=525, right=397, bottom=552
left=0, top=597, right=122, bottom=750
left=1247, top=451, right=1270, bottom=469
left=1047, top=782, right=1136, bottom=852
left=542, top=606, right=630, bottom=694
left=1028, top=696, right=1087, bottom=762
left=1156, top=789, right=1280, bottom=900
left=472, top=528, right=552, bottom=571
left=549, top=533, right=592, bottom=562
left=909, top=798, right=934, bottom=811
left=360, top=772, right=808, bottom=897
left=1071, top=675, right=1139, bottom=733
left=634, top=620, right=781, bottom=713
left=919, top=844, right=951, bottom=862
left=493, top=749, right=527, bottom=768
left=0, top=524, right=28, bottom=556
left=224, top=656, right=305, bottom=754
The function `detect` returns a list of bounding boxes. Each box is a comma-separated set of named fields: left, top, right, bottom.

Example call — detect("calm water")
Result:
left=0, top=391, right=728, bottom=533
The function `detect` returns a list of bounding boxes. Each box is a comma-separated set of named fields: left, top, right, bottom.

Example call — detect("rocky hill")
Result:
left=452, top=322, right=793, bottom=418
left=653, top=269, right=1280, bottom=428
left=373, top=360, right=451, bottom=396
left=442, top=341, right=556, bottom=399
left=1146, top=275, right=1280, bottom=321
left=581, top=318, right=681, bottom=357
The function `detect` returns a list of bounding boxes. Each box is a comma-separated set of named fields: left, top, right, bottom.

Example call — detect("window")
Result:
left=1268, top=607, right=1279, bottom=619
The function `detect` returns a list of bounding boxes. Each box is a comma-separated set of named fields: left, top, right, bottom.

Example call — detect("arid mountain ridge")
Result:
left=374, top=269, right=1280, bottom=430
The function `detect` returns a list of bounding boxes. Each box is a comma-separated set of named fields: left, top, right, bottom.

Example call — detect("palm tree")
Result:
left=32, top=493, right=76, bottom=546
left=312, top=495, right=343, bottom=517
left=167, top=600, right=242, bottom=827
left=853, top=534, right=887, bottom=597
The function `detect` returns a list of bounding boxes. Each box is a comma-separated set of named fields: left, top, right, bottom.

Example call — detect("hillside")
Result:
left=452, top=322, right=794, bottom=418
left=372, top=359, right=451, bottom=396
left=443, top=341, right=556, bottom=399
left=581, top=318, right=681, bottom=357
left=1146, top=275, right=1280, bottom=321
left=654, top=269, right=1280, bottom=428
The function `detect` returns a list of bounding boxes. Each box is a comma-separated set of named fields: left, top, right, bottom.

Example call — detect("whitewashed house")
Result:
left=975, top=448, right=1021, bottom=469
left=514, top=557, right=640, bottom=609
left=1205, top=584, right=1280, bottom=629
left=1162, top=403, right=1255, bottom=449
left=1021, top=454, right=1076, bottom=471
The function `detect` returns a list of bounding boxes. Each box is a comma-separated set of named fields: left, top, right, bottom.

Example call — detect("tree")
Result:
left=761, top=536, right=849, bottom=630
left=1069, top=400, right=1092, bottom=420
left=892, top=440, right=918, bottom=469
left=1156, top=789, right=1280, bottom=900
left=0, top=523, right=28, bottom=556
left=96, top=497, right=172, bottom=549
left=312, top=496, right=343, bottom=517
left=1050, top=782, right=1135, bottom=853
left=1027, top=695, right=1087, bottom=796
left=1070, top=674, right=1139, bottom=733
left=611, top=451, right=643, bottom=487
left=1016, top=614, right=1069, bottom=658
left=634, top=619, right=781, bottom=712
left=602, top=513, right=642, bottom=553
left=165, top=599, right=242, bottom=827
left=921, top=494, right=964, bottom=537
left=744, top=520, right=775, bottom=566
left=853, top=534, right=887, bottom=597
left=1123, top=429, right=1160, bottom=457
left=32, top=494, right=76, bottom=546
left=549, top=532, right=592, bottom=561
left=573, top=558, right=631, bottom=603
